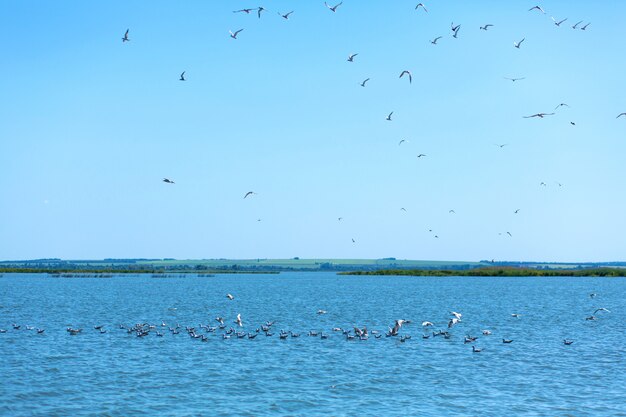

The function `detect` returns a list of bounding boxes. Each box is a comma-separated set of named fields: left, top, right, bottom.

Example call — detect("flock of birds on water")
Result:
left=1, top=292, right=611, bottom=351
left=119, top=3, right=626, bottom=245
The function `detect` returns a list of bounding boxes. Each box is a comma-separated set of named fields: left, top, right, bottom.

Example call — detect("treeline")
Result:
left=341, top=267, right=626, bottom=277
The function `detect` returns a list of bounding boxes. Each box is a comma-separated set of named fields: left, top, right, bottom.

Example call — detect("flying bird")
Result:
left=398, top=139, right=407, bottom=146
left=495, top=143, right=508, bottom=148
left=351, top=238, right=356, bottom=243
left=593, top=308, right=611, bottom=314
left=347, top=53, right=358, bottom=62
left=617, top=113, right=626, bottom=119
left=399, top=70, right=412, bottom=83
left=244, top=191, right=256, bottom=199
left=449, top=210, right=456, bottom=214
left=514, top=38, right=525, bottom=48
left=554, top=103, right=569, bottom=110
left=514, top=209, right=520, bottom=214
left=122, top=29, right=130, bottom=42
left=400, top=207, right=407, bottom=212
left=581, top=22, right=590, bottom=30
left=506, top=232, right=512, bottom=237
left=360, top=78, right=370, bottom=87
left=452, top=25, right=461, bottom=38
left=524, top=113, right=555, bottom=118
left=552, top=17, right=568, bottom=26
left=257, top=7, right=266, bottom=18
left=324, top=1, right=342, bottom=12
left=226, top=294, right=234, bottom=300
left=417, top=154, right=426, bottom=158
left=229, top=29, right=244, bottom=39
left=528, top=5, right=545, bottom=14
left=480, top=24, right=494, bottom=31
left=163, top=178, right=175, bottom=184
left=451, top=23, right=461, bottom=33
left=415, top=3, right=428, bottom=12
left=430, top=36, right=442, bottom=45
left=504, top=77, right=525, bottom=82
left=235, top=314, right=243, bottom=327
left=278, top=11, right=294, bottom=19
left=386, top=112, right=393, bottom=121
left=233, top=8, right=254, bottom=14
left=571, top=21, right=583, bottom=29
left=179, top=71, right=186, bottom=81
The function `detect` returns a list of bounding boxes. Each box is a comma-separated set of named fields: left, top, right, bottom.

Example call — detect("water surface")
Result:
left=1, top=273, right=624, bottom=416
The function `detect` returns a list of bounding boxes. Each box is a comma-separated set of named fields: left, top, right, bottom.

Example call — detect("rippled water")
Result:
left=1, top=272, right=625, bottom=416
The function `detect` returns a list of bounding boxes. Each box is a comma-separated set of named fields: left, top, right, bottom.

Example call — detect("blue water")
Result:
left=1, top=272, right=625, bottom=416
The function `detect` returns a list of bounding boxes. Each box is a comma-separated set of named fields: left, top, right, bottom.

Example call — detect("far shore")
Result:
left=339, top=267, right=626, bottom=277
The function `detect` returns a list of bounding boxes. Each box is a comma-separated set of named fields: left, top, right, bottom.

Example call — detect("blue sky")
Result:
left=1, top=1, right=625, bottom=262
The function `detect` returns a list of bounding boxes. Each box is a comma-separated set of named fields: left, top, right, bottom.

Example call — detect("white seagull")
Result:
left=324, top=1, right=342, bottom=12
left=226, top=293, right=234, bottom=300
left=229, top=29, right=244, bottom=39
left=235, top=314, right=243, bottom=327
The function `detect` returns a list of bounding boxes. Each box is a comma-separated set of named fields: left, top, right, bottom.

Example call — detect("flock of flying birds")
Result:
left=121, top=3, right=625, bottom=244
left=1, top=292, right=610, bottom=351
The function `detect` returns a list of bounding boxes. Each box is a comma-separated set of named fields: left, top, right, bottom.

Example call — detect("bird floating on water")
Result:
left=227, top=294, right=234, bottom=300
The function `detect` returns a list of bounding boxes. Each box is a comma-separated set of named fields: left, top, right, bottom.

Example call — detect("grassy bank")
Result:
left=340, top=267, right=626, bottom=277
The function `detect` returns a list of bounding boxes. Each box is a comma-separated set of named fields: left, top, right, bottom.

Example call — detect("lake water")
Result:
left=1, top=272, right=624, bottom=416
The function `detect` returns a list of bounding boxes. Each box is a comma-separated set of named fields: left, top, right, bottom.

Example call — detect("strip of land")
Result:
left=340, top=267, right=626, bottom=277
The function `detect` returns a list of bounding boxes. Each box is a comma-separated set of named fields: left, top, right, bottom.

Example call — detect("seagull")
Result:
left=511, top=313, right=520, bottom=317
left=502, top=338, right=513, bottom=344
left=338, top=217, right=343, bottom=221
left=400, top=207, right=407, bottom=212
left=590, top=293, right=597, bottom=298
left=399, top=70, right=412, bottom=83
left=244, top=191, right=256, bottom=199
left=449, top=210, right=456, bottom=214
left=229, top=29, right=244, bottom=39
left=448, top=318, right=460, bottom=328
left=398, top=139, right=407, bottom=146
left=360, top=78, right=370, bottom=87
left=514, top=38, right=525, bottom=48
left=422, top=321, right=433, bottom=327
left=480, top=24, right=494, bottom=31
left=514, top=209, right=520, bottom=214
left=581, top=23, right=590, bottom=30
left=554, top=103, right=569, bottom=110
left=504, top=77, right=525, bottom=82
left=417, top=154, right=426, bottom=158
left=571, top=21, right=583, bottom=29
left=351, top=238, right=356, bottom=243
left=122, top=29, right=130, bottom=42
left=256, top=7, right=266, bottom=18
left=324, top=1, right=343, bottom=12
left=540, top=182, right=547, bottom=186
left=524, top=113, right=555, bottom=118
left=507, top=232, right=512, bottom=237
left=278, top=11, right=294, bottom=20
left=451, top=311, right=462, bottom=320
left=451, top=23, right=461, bottom=33
left=388, top=319, right=406, bottom=336
left=452, top=25, right=461, bottom=38
left=495, top=143, right=508, bottom=148
left=616, top=113, right=626, bottom=119
left=552, top=17, right=568, bottom=27
left=563, top=339, right=574, bottom=345
left=472, top=346, right=483, bottom=352
left=482, top=330, right=492, bottom=335
left=233, top=8, right=254, bottom=14
left=570, top=121, right=576, bottom=126
left=179, top=71, right=186, bottom=81
left=593, top=308, right=611, bottom=314
left=317, top=309, right=327, bottom=315
left=163, top=178, right=175, bottom=184
left=528, top=5, right=545, bottom=14
left=347, top=53, right=358, bottom=62
left=226, top=293, right=234, bottom=300
left=415, top=3, right=428, bottom=12
left=386, top=112, right=393, bottom=121
left=235, top=314, right=243, bottom=327
left=430, top=36, right=442, bottom=45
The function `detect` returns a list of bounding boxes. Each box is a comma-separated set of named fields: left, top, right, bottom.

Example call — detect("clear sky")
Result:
left=1, top=1, right=625, bottom=262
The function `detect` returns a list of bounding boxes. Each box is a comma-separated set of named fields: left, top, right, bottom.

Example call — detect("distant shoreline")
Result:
left=340, top=267, right=626, bottom=277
